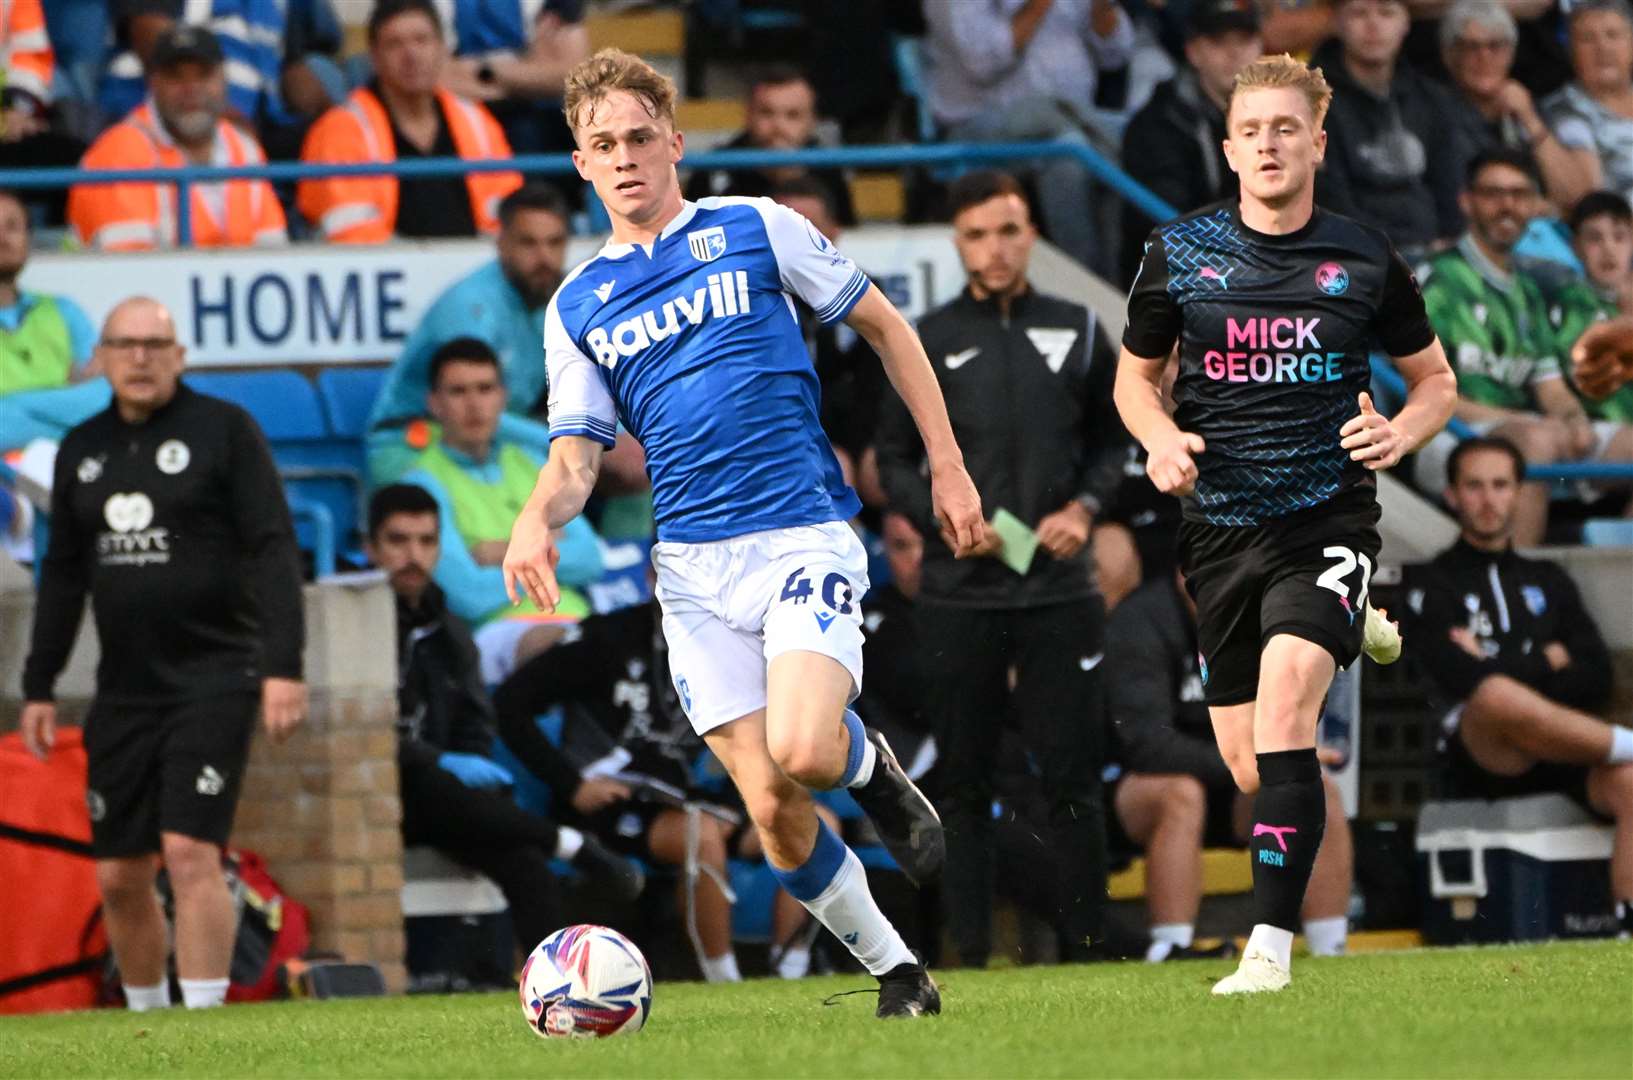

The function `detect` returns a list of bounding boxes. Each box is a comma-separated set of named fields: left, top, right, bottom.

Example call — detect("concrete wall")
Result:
left=0, top=569, right=406, bottom=992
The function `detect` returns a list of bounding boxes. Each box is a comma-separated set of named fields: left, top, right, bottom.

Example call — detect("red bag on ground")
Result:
left=0, top=728, right=109, bottom=1014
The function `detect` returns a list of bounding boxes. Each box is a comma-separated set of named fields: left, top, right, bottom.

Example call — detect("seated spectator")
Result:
left=97, top=0, right=347, bottom=161
left=684, top=68, right=855, bottom=226
left=922, top=0, right=1135, bottom=273
left=856, top=512, right=932, bottom=751
left=493, top=596, right=830, bottom=983
left=1093, top=443, right=1181, bottom=609
left=1107, top=570, right=1353, bottom=962
left=1315, top=0, right=1470, bottom=255
left=298, top=0, right=521, bottom=243
left=434, top=0, right=589, bottom=160
left=1440, top=0, right=1596, bottom=212
left=0, top=190, right=98, bottom=396
left=1118, top=0, right=1263, bottom=283
left=1546, top=191, right=1633, bottom=423
left=769, top=178, right=883, bottom=504
left=2, top=0, right=83, bottom=226
left=368, top=184, right=570, bottom=484
left=367, top=483, right=644, bottom=964
left=1416, top=150, right=1633, bottom=543
left=1402, top=437, right=1633, bottom=938
left=1541, top=0, right=1633, bottom=206
left=398, top=338, right=603, bottom=681
left=68, top=26, right=287, bottom=251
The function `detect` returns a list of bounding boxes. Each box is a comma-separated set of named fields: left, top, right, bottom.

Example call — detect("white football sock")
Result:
left=1607, top=727, right=1633, bottom=766
left=698, top=952, right=741, bottom=983
left=776, top=945, right=812, bottom=979
left=1145, top=923, right=1194, bottom=962
left=124, top=981, right=171, bottom=1012
left=1245, top=923, right=1295, bottom=970
left=801, top=848, right=915, bottom=976
left=555, top=826, right=584, bottom=860
left=1302, top=916, right=1348, bottom=957
left=178, top=977, right=229, bottom=1009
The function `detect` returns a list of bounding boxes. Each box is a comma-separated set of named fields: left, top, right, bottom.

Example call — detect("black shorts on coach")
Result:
left=1179, top=490, right=1381, bottom=707
left=83, top=692, right=259, bottom=858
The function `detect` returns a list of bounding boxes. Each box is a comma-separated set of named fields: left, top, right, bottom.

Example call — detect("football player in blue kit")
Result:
left=503, top=48, right=983, bottom=1018
left=1117, top=55, right=1456, bottom=994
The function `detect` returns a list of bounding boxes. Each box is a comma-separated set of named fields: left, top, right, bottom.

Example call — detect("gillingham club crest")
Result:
left=687, top=226, right=727, bottom=262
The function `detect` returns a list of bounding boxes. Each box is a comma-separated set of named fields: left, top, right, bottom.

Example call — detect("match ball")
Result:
left=519, top=924, right=653, bottom=1039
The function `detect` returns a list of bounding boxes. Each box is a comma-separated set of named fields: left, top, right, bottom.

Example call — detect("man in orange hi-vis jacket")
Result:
left=1, top=0, right=53, bottom=125
left=67, top=26, right=286, bottom=251
left=298, top=0, right=521, bottom=244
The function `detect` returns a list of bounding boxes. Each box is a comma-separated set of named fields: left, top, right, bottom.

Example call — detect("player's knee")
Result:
left=97, top=859, right=156, bottom=905
left=160, top=833, right=223, bottom=891
left=740, top=775, right=803, bottom=838
left=1225, top=753, right=1260, bottom=795
left=1162, top=775, right=1207, bottom=828
left=765, top=725, right=834, bottom=788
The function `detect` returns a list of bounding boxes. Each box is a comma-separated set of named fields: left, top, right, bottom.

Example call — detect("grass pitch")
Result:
left=2, top=940, right=1628, bottom=1078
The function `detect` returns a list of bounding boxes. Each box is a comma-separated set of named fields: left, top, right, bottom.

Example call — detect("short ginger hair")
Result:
left=563, top=48, right=678, bottom=139
left=1227, top=53, right=1334, bottom=129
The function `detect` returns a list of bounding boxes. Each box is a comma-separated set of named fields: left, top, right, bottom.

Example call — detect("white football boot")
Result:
left=1210, top=947, right=1292, bottom=996
left=1362, top=602, right=1402, bottom=665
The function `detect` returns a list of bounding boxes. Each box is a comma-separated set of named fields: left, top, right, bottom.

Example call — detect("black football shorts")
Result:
left=83, top=692, right=259, bottom=857
left=1179, top=491, right=1381, bottom=707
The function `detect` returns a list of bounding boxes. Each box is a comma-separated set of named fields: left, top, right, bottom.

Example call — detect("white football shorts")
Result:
left=652, top=521, right=870, bottom=735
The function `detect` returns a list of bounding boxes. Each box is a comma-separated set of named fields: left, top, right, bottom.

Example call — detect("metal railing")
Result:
left=2, top=140, right=1627, bottom=485
left=0, top=141, right=1179, bottom=245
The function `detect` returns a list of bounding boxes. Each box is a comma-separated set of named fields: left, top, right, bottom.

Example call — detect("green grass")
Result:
left=3, top=940, right=1629, bottom=1078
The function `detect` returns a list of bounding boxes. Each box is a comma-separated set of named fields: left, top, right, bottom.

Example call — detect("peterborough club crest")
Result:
left=687, top=226, right=727, bottom=262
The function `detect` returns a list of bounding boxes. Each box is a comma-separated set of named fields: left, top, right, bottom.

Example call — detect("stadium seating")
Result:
left=187, top=370, right=368, bottom=571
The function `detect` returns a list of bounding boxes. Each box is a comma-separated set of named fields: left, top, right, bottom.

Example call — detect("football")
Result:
left=518, top=924, right=653, bottom=1039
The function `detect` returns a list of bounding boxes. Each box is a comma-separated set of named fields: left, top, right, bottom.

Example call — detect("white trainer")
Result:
left=1210, top=949, right=1292, bottom=996
left=1362, top=602, right=1401, bottom=665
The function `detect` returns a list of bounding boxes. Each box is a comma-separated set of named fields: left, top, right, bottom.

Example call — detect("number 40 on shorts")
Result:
left=779, top=567, right=855, bottom=613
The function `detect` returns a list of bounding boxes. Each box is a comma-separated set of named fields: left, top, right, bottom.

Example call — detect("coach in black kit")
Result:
left=876, top=170, right=1126, bottom=967
left=20, top=297, right=306, bottom=1012
left=1116, top=56, right=1455, bottom=995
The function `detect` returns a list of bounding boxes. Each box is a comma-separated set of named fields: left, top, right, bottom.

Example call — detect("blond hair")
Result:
left=1227, top=54, right=1333, bottom=129
left=563, top=48, right=678, bottom=138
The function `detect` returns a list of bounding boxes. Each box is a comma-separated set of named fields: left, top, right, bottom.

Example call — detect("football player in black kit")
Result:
left=1116, top=55, right=1457, bottom=994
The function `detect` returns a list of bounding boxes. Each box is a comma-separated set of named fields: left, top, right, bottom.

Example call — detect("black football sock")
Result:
left=1249, top=748, right=1326, bottom=933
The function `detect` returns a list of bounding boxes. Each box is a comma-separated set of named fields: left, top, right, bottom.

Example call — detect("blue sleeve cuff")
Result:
left=549, top=416, right=618, bottom=448
left=815, top=270, right=870, bottom=325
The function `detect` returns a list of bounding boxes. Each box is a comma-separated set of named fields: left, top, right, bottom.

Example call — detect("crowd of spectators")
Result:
left=6, top=0, right=1633, bottom=977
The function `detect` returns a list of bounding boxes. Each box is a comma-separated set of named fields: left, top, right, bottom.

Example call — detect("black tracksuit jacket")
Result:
left=23, top=383, right=303, bottom=704
left=875, top=285, right=1127, bottom=609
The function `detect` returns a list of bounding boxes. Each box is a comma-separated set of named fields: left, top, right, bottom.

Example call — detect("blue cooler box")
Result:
left=1415, top=794, right=1617, bottom=944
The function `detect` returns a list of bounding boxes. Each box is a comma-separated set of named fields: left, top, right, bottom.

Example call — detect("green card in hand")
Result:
left=990, top=509, right=1039, bottom=576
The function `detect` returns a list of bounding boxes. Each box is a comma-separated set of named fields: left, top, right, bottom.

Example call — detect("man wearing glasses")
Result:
left=1416, top=149, right=1633, bottom=545
left=18, top=296, right=306, bottom=1012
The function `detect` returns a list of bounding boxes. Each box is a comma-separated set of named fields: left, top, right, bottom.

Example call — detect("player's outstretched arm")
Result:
left=1340, top=341, right=1456, bottom=470
left=845, top=284, right=984, bottom=556
left=1114, top=346, right=1205, bottom=496
left=504, top=435, right=604, bottom=611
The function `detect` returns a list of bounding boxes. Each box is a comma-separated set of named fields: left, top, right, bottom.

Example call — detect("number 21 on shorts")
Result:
left=1316, top=545, right=1372, bottom=620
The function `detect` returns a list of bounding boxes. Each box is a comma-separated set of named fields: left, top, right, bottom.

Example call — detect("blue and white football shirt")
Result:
left=545, top=197, right=869, bottom=543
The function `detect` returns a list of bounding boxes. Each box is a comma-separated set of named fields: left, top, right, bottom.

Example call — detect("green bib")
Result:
left=414, top=441, right=589, bottom=621
left=0, top=296, right=73, bottom=396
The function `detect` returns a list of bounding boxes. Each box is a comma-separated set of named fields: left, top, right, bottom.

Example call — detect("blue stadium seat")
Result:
left=1582, top=519, right=1633, bottom=547
left=187, top=370, right=366, bottom=569
left=316, top=366, right=388, bottom=439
